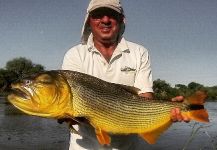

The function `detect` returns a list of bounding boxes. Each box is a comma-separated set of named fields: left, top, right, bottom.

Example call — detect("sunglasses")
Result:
left=89, top=8, right=122, bottom=20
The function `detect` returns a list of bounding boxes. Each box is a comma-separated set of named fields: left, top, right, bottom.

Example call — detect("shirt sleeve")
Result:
left=134, top=47, right=153, bottom=94
left=61, top=47, right=83, bottom=72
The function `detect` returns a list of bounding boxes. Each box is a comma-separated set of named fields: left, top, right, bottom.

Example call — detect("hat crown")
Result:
left=87, top=0, right=123, bottom=13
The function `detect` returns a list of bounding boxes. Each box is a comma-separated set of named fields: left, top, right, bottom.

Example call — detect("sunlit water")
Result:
left=0, top=97, right=216, bottom=150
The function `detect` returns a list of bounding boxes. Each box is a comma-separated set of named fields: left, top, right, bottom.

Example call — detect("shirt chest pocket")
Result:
left=119, top=65, right=137, bottom=86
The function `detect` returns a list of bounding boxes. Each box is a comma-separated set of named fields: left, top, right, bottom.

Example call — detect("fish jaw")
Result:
left=7, top=93, right=36, bottom=114
left=8, top=83, right=40, bottom=115
left=7, top=90, right=59, bottom=118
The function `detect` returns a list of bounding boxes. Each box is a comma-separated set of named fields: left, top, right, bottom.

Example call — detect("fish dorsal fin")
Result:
left=95, top=128, right=111, bottom=145
left=139, top=120, right=172, bottom=144
left=185, top=91, right=207, bottom=105
left=118, top=84, right=140, bottom=95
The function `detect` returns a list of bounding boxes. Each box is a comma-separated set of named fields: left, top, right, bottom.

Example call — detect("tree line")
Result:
left=0, top=57, right=217, bottom=101
left=0, top=57, right=44, bottom=95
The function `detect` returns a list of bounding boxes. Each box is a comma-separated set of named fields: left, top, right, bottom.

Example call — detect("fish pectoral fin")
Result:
left=139, top=120, right=172, bottom=144
left=95, top=128, right=111, bottom=145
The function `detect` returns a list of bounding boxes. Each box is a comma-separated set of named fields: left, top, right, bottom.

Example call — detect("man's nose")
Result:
left=101, top=15, right=110, bottom=23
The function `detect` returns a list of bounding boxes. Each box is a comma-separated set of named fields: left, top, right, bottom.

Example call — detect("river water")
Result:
left=0, top=97, right=216, bottom=150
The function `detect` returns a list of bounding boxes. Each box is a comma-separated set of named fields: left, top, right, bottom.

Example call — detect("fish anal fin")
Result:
left=182, top=110, right=209, bottom=123
left=95, top=128, right=111, bottom=145
left=139, top=120, right=172, bottom=144
left=139, top=132, right=158, bottom=144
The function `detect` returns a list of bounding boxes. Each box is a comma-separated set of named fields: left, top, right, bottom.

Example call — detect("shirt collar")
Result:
left=86, top=34, right=130, bottom=53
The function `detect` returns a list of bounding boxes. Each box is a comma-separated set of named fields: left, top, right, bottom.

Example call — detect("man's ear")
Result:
left=86, top=16, right=92, bottom=31
left=119, top=15, right=125, bottom=23
left=87, top=16, right=90, bottom=25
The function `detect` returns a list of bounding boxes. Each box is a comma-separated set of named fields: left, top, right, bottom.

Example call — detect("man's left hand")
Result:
left=170, top=96, right=190, bottom=122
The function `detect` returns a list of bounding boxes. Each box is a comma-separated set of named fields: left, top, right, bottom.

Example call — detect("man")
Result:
left=62, top=0, right=189, bottom=149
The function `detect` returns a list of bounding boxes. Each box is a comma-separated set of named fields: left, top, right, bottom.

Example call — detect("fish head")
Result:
left=7, top=71, right=72, bottom=118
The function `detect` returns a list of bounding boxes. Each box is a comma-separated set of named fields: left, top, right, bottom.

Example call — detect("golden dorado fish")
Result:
left=7, top=70, right=209, bottom=145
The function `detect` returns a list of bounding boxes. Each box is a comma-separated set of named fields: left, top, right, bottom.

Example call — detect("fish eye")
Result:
left=24, top=80, right=32, bottom=86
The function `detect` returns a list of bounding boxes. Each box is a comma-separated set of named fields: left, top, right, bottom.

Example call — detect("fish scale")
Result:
left=61, top=70, right=187, bottom=133
left=8, top=70, right=209, bottom=145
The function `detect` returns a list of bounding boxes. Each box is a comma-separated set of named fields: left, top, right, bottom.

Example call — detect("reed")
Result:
left=182, top=122, right=212, bottom=150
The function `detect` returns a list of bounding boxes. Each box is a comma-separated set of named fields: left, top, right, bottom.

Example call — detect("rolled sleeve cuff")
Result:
left=138, top=87, right=154, bottom=94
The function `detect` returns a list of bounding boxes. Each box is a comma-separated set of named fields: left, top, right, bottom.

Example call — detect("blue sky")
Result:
left=0, top=0, right=217, bottom=87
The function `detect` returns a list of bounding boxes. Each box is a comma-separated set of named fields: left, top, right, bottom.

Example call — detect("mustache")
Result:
left=99, top=23, right=112, bottom=28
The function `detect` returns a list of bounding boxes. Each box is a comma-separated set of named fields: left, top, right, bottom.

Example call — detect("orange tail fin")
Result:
left=185, top=90, right=207, bottom=105
left=188, top=109, right=209, bottom=123
left=182, top=91, right=209, bottom=123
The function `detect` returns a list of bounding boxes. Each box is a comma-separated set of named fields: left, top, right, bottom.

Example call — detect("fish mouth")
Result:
left=10, top=88, right=31, bottom=100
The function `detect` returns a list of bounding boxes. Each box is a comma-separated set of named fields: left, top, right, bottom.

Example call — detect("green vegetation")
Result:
left=0, top=57, right=44, bottom=96
left=153, top=79, right=217, bottom=101
left=0, top=57, right=217, bottom=101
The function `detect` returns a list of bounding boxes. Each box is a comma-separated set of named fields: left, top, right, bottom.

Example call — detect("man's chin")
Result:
left=100, top=35, right=118, bottom=42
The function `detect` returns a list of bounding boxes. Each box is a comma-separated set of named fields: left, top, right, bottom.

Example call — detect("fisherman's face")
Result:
left=89, top=8, right=123, bottom=44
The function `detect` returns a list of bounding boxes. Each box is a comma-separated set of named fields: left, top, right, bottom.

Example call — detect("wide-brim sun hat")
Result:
left=81, top=0, right=125, bottom=44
